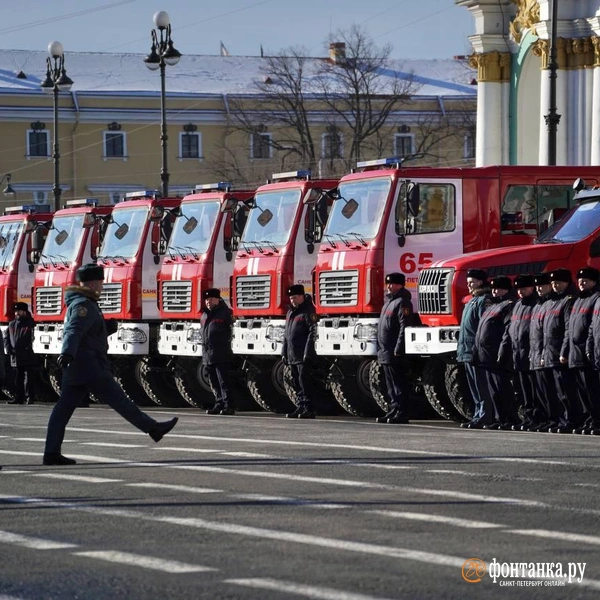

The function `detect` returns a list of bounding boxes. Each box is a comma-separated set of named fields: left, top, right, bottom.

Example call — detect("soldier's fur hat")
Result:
left=14, top=302, right=28, bottom=312
left=549, top=268, right=572, bottom=284
left=513, top=274, right=535, bottom=289
left=466, top=268, right=487, bottom=281
left=489, top=276, right=512, bottom=290
left=576, top=267, right=600, bottom=283
left=385, top=272, right=405, bottom=285
left=534, top=272, right=551, bottom=285
left=203, top=288, right=221, bottom=299
left=287, top=284, right=305, bottom=296
left=77, top=263, right=104, bottom=282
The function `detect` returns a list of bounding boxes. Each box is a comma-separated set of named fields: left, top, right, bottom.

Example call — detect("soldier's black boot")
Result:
left=298, top=409, right=316, bottom=419
left=43, top=454, right=77, bottom=466
left=220, top=407, right=235, bottom=415
left=286, top=407, right=303, bottom=418
left=149, top=417, right=179, bottom=442
left=206, top=404, right=224, bottom=415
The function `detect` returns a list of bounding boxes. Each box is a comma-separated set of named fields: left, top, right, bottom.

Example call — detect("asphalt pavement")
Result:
left=0, top=405, right=599, bottom=600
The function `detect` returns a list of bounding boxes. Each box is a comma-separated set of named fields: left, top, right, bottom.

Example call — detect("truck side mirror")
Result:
left=407, top=183, right=420, bottom=217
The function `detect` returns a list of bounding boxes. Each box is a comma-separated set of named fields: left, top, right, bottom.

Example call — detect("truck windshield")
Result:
left=0, top=220, right=24, bottom=271
left=99, top=206, right=148, bottom=259
left=168, top=200, right=219, bottom=255
left=43, top=214, right=85, bottom=265
left=325, top=178, right=391, bottom=241
left=536, top=200, right=600, bottom=244
left=241, top=189, right=301, bottom=246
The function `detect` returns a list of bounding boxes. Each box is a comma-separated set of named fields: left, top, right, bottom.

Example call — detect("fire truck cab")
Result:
left=231, top=170, right=338, bottom=413
left=156, top=182, right=254, bottom=408
left=314, top=160, right=600, bottom=418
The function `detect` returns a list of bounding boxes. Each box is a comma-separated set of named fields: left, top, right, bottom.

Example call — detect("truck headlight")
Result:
left=354, top=323, right=378, bottom=341
left=117, top=327, right=147, bottom=344
left=186, top=327, right=203, bottom=344
left=266, top=325, right=285, bottom=342
left=440, top=328, right=459, bottom=342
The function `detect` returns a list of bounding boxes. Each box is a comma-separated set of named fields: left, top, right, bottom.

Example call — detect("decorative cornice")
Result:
left=510, top=0, right=540, bottom=44
left=468, top=51, right=511, bottom=83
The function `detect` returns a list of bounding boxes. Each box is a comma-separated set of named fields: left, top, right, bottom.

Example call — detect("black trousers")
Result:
left=513, top=370, right=542, bottom=425
left=15, top=366, right=36, bottom=404
left=382, top=363, right=407, bottom=419
left=207, top=363, right=232, bottom=408
left=44, top=372, right=157, bottom=455
left=482, top=366, right=516, bottom=424
left=465, top=363, right=493, bottom=423
left=538, top=368, right=566, bottom=425
left=572, top=367, right=599, bottom=426
left=290, top=362, right=314, bottom=410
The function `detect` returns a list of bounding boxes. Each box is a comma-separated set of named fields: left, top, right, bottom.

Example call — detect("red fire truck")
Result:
left=95, top=190, right=182, bottom=406
left=0, top=204, right=53, bottom=399
left=231, top=170, right=339, bottom=413
left=406, top=175, right=600, bottom=421
left=156, top=182, right=254, bottom=408
left=314, top=159, right=600, bottom=418
left=32, top=199, right=113, bottom=394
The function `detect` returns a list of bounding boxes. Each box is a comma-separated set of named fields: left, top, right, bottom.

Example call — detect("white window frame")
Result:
left=178, top=131, right=203, bottom=160
left=394, top=133, right=414, bottom=159
left=321, top=130, right=343, bottom=159
left=250, top=132, right=272, bottom=159
left=26, top=129, right=50, bottom=159
left=103, top=131, right=128, bottom=161
left=464, top=133, right=475, bottom=160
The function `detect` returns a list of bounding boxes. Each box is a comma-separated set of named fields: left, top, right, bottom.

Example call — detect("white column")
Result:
left=538, top=69, right=550, bottom=165
left=476, top=81, right=504, bottom=166
left=591, top=66, right=600, bottom=164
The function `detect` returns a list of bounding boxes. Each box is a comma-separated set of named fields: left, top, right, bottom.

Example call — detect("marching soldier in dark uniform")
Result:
left=541, top=268, right=577, bottom=433
left=4, top=302, right=38, bottom=405
left=375, top=272, right=414, bottom=424
left=282, top=284, right=318, bottom=419
left=43, top=264, right=178, bottom=465
left=585, top=275, right=600, bottom=435
left=201, top=288, right=235, bottom=415
left=498, top=275, right=540, bottom=431
left=457, top=268, right=493, bottom=429
left=472, top=276, right=516, bottom=429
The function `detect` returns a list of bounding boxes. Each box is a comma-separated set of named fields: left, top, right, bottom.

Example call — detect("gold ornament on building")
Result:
left=510, top=0, right=540, bottom=44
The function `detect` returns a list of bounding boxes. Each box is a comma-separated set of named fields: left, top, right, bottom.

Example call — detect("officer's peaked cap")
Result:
left=77, top=263, right=104, bottom=282
left=14, top=302, right=28, bottom=311
left=385, top=272, right=405, bottom=285
left=513, top=274, right=535, bottom=289
left=534, top=272, right=551, bottom=285
left=466, top=268, right=487, bottom=281
left=576, top=266, right=600, bottom=283
left=549, top=268, right=572, bottom=283
left=489, top=276, right=512, bottom=290
left=287, top=284, right=305, bottom=296
left=203, top=288, right=221, bottom=299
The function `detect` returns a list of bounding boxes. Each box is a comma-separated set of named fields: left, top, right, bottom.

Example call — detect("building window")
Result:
left=394, top=134, right=414, bottom=159
left=179, top=131, right=202, bottom=159
left=33, top=191, right=49, bottom=205
left=27, top=130, right=50, bottom=158
left=322, top=129, right=343, bottom=159
left=464, top=133, right=475, bottom=160
left=250, top=132, right=272, bottom=159
left=103, top=131, right=127, bottom=159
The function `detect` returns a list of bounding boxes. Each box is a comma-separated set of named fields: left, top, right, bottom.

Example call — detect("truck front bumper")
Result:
left=316, top=317, right=378, bottom=356
left=233, top=318, right=283, bottom=355
left=405, top=326, right=459, bottom=355
left=157, top=322, right=202, bottom=357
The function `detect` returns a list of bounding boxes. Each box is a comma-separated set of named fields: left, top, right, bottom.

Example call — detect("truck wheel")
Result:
left=422, top=358, right=466, bottom=422
left=36, top=368, right=59, bottom=403
left=173, top=360, right=214, bottom=409
left=445, top=362, right=474, bottom=420
left=137, top=357, right=189, bottom=407
left=367, top=361, right=389, bottom=413
left=246, top=359, right=295, bottom=413
left=329, top=359, right=382, bottom=417
left=106, top=359, right=152, bottom=406
left=282, top=362, right=342, bottom=415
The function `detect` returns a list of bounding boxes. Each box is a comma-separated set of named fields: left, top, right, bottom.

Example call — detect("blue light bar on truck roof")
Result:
left=195, top=182, right=232, bottom=192
left=356, top=157, right=402, bottom=169
left=65, top=198, right=99, bottom=207
left=123, top=190, right=162, bottom=200
left=271, top=170, right=311, bottom=181
left=4, top=204, right=51, bottom=215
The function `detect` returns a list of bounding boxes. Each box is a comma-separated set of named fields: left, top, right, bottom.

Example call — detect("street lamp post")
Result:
left=144, top=11, right=181, bottom=198
left=545, top=0, right=561, bottom=166
left=0, top=174, right=16, bottom=198
left=40, top=41, right=74, bottom=211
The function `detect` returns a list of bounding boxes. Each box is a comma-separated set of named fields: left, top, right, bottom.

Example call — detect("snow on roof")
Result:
left=0, top=50, right=475, bottom=98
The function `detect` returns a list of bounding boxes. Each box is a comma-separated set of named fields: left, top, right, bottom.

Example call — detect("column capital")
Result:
left=468, top=51, right=511, bottom=82
left=592, top=37, right=600, bottom=67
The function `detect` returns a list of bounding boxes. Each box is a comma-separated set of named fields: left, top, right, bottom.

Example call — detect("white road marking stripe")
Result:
left=31, top=474, right=123, bottom=483
left=73, top=550, right=215, bottom=573
left=225, top=577, right=396, bottom=600
left=221, top=451, right=275, bottom=458
left=128, top=483, right=222, bottom=494
left=507, top=529, right=600, bottom=546
left=0, top=529, right=77, bottom=550
left=153, top=447, right=221, bottom=453
left=0, top=450, right=124, bottom=463
left=370, top=510, right=504, bottom=529
left=81, top=443, right=147, bottom=448
left=0, top=470, right=29, bottom=474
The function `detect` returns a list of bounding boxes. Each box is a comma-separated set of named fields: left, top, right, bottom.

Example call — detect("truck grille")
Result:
left=98, top=282, right=122, bottom=314
left=417, top=268, right=453, bottom=314
left=162, top=280, right=192, bottom=312
left=236, top=275, right=271, bottom=309
left=35, top=286, right=62, bottom=315
left=319, top=270, right=359, bottom=306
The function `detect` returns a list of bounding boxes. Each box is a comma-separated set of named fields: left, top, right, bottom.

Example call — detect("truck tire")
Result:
left=329, top=359, right=382, bottom=417
left=367, top=361, right=389, bottom=413
left=109, top=359, right=152, bottom=406
left=422, top=357, right=466, bottom=422
left=36, top=368, right=59, bottom=403
left=173, top=360, right=214, bottom=409
left=281, top=362, right=342, bottom=415
left=445, top=362, right=474, bottom=420
left=137, top=357, right=189, bottom=407
left=246, top=359, right=295, bottom=413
